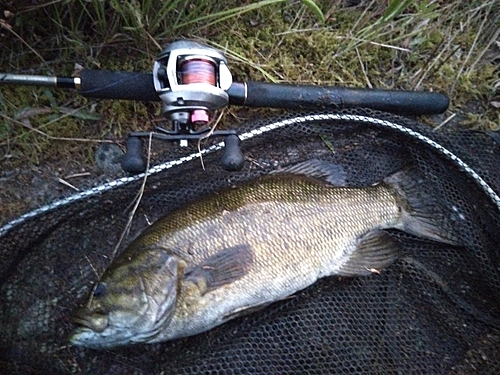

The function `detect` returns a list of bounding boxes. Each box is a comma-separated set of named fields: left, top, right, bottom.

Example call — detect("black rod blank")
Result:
left=1, top=73, right=58, bottom=87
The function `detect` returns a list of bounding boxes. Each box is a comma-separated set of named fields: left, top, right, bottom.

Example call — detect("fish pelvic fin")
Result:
left=272, top=159, right=347, bottom=186
left=337, top=230, right=400, bottom=276
left=384, top=166, right=460, bottom=245
left=223, top=301, right=273, bottom=322
left=183, top=244, right=253, bottom=295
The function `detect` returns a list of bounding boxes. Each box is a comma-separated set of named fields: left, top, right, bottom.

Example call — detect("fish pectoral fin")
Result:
left=183, top=244, right=253, bottom=295
left=337, top=230, right=400, bottom=276
left=272, top=159, right=347, bottom=186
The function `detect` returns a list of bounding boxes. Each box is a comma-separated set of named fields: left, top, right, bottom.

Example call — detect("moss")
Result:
left=1, top=0, right=499, bottom=169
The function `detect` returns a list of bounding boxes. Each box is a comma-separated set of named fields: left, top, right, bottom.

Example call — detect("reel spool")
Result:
left=153, top=40, right=233, bottom=124
left=122, top=40, right=243, bottom=174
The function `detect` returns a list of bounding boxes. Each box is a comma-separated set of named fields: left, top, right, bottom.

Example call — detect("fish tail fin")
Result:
left=384, top=166, right=460, bottom=245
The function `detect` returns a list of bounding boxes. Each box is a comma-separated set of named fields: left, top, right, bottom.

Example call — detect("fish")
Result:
left=69, top=159, right=458, bottom=349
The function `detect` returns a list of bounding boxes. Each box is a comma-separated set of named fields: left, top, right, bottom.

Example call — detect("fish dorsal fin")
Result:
left=337, top=230, right=400, bottom=276
left=183, top=244, right=253, bottom=295
left=272, top=159, right=347, bottom=186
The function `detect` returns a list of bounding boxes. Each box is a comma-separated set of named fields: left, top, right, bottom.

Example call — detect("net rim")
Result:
left=1, top=111, right=498, bottom=237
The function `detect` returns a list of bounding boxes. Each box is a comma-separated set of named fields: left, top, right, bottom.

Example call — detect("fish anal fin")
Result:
left=183, top=244, right=253, bottom=295
left=337, top=230, right=400, bottom=277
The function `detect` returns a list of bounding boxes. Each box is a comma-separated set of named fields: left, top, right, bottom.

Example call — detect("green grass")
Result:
left=0, top=0, right=499, bottom=169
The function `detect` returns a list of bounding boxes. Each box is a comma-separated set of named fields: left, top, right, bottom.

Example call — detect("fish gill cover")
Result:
left=1, top=109, right=500, bottom=374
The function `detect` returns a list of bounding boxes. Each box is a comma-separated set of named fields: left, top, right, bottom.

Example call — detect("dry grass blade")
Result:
left=0, top=113, right=113, bottom=144
left=207, top=39, right=280, bottom=83
left=0, top=19, right=47, bottom=67
left=450, top=1, right=498, bottom=94
left=466, top=2, right=500, bottom=76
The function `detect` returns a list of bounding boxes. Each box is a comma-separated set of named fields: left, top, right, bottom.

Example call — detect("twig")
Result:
left=196, top=110, right=225, bottom=170
left=56, top=177, right=79, bottom=191
left=110, top=132, right=153, bottom=260
left=84, top=255, right=100, bottom=279
left=434, top=113, right=457, bottom=131
left=85, top=254, right=101, bottom=308
left=65, top=172, right=91, bottom=179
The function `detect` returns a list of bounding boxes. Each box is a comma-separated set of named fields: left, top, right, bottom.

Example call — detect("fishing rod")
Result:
left=0, top=40, right=450, bottom=173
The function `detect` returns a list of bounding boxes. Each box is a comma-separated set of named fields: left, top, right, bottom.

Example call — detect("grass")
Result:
left=0, top=0, right=499, bottom=221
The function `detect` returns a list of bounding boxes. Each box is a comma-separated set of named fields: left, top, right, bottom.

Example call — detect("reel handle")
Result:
left=221, top=135, right=244, bottom=171
left=121, top=134, right=244, bottom=173
left=121, top=136, right=146, bottom=174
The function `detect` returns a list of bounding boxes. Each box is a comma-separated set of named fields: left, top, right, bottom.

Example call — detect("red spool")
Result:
left=181, top=59, right=216, bottom=86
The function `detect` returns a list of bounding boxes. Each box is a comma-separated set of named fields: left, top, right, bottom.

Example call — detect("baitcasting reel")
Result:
left=122, top=40, right=244, bottom=174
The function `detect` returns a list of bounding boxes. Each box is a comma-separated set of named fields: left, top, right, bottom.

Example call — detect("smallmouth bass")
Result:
left=70, top=160, right=457, bottom=349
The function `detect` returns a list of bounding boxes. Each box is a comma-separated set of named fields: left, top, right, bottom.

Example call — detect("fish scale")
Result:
left=133, top=181, right=401, bottom=340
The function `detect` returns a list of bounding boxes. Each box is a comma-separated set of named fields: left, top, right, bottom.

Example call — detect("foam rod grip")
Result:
left=232, top=81, right=449, bottom=115
left=80, top=70, right=160, bottom=101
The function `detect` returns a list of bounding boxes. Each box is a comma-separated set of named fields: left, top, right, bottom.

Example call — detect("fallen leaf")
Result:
left=14, top=107, right=53, bottom=120
left=59, top=107, right=102, bottom=120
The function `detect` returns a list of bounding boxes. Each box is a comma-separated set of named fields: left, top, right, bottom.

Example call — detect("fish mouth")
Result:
left=71, top=310, right=109, bottom=333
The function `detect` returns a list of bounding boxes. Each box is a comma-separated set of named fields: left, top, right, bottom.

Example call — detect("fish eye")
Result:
left=93, top=282, right=107, bottom=298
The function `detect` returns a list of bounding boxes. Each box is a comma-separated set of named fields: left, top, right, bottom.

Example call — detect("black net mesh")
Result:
left=1, top=108, right=499, bottom=374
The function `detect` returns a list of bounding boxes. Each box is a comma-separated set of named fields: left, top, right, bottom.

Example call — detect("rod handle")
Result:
left=228, top=81, right=449, bottom=115
left=80, top=70, right=160, bottom=102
